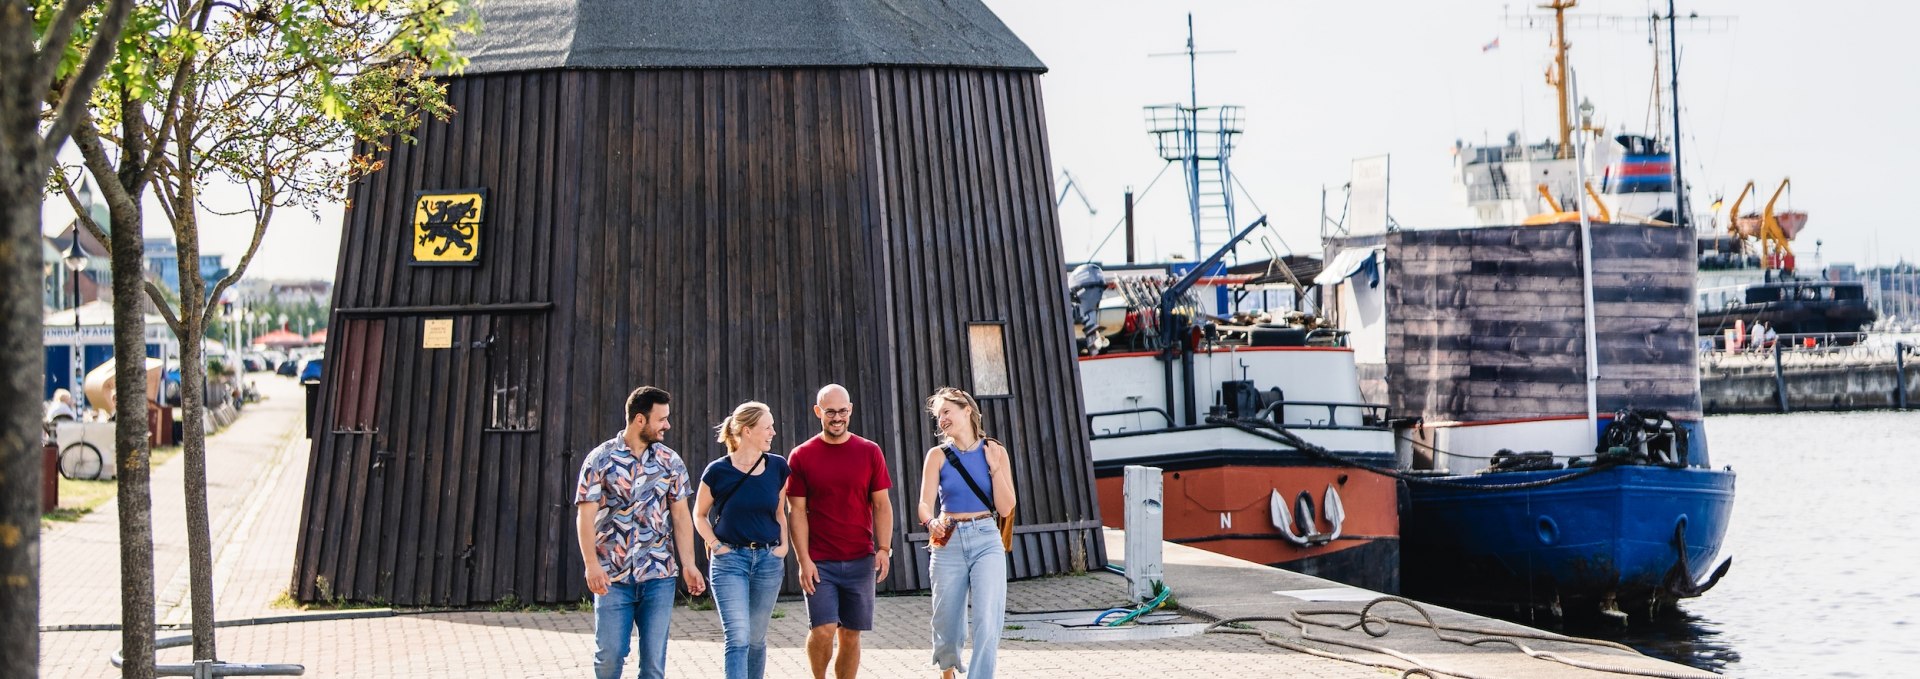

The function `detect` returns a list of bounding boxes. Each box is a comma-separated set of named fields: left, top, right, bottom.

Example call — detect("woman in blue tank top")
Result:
left=915, top=387, right=1017, bottom=679
left=693, top=401, right=790, bottom=679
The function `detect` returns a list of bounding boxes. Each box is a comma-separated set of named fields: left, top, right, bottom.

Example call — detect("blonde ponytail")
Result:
left=715, top=401, right=771, bottom=452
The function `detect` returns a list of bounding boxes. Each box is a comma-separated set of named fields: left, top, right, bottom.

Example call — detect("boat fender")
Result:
left=1322, top=485, right=1345, bottom=542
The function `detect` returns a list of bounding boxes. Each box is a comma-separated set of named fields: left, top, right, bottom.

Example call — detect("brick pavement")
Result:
left=38, top=374, right=1388, bottom=678
left=35, top=367, right=1706, bottom=678
left=43, top=578, right=1389, bottom=678
left=39, top=375, right=308, bottom=629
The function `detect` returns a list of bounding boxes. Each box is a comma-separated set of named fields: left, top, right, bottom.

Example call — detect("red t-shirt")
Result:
left=786, top=433, right=891, bottom=562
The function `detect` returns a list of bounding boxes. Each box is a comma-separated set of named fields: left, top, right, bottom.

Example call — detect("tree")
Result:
left=1, top=0, right=134, bottom=675
left=57, top=0, right=470, bottom=663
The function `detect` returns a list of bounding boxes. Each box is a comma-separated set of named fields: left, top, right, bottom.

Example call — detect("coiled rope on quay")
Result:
left=1205, top=595, right=1706, bottom=679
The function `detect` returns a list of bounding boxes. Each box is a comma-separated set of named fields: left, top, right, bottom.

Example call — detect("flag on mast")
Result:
left=1482, top=36, right=1501, bottom=52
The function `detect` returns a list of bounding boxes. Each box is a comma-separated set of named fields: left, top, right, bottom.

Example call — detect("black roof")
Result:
left=456, top=0, right=1045, bottom=74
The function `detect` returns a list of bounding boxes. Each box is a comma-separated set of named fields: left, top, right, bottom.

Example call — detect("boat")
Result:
left=1696, top=180, right=1876, bottom=343
left=1077, top=221, right=1403, bottom=594
left=1072, top=17, right=1401, bottom=592
left=1322, top=1, right=1734, bottom=618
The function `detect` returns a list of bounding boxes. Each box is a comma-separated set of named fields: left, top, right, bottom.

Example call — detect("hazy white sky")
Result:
left=993, top=0, right=1919, bottom=269
left=47, top=0, right=1918, bottom=280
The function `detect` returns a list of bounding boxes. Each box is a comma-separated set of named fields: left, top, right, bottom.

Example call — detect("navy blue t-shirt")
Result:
left=701, top=453, right=790, bottom=547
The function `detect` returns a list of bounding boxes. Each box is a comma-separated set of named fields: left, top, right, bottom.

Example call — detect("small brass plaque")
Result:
left=423, top=318, right=454, bottom=349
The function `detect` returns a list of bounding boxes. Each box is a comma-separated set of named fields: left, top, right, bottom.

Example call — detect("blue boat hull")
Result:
left=1402, top=464, right=1735, bottom=615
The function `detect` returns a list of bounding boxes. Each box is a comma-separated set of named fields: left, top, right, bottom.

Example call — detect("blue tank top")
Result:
left=938, top=441, right=994, bottom=514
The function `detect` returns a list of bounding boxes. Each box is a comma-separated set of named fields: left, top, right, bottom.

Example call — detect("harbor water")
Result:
left=1544, top=410, right=1920, bottom=676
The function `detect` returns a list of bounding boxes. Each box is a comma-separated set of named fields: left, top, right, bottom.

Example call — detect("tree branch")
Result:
left=54, top=170, right=113, bottom=254
left=41, top=0, right=136, bottom=158
left=31, top=0, right=100, bottom=94
left=143, top=281, right=186, bottom=336
left=200, top=182, right=272, bottom=328
left=138, top=0, right=218, bottom=189
left=69, top=109, right=142, bottom=227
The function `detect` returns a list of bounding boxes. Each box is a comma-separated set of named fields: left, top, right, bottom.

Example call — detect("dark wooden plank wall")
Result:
left=867, top=68, right=1104, bottom=582
left=1383, top=224, right=1702, bottom=424
left=297, top=67, right=1100, bottom=605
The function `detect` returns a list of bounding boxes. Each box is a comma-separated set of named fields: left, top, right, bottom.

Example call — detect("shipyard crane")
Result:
left=1761, top=178, right=1798, bottom=275
left=1725, top=180, right=1756, bottom=240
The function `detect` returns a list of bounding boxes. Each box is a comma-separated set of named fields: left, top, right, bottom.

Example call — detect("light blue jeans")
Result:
left=593, top=575, right=677, bottom=679
left=929, top=517, right=1007, bottom=678
left=710, top=546, right=786, bottom=679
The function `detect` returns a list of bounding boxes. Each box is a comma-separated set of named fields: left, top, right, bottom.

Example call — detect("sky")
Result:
left=44, top=0, right=1920, bottom=280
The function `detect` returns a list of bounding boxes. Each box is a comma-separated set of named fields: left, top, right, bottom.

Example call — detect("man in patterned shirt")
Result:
left=576, top=386, right=706, bottom=679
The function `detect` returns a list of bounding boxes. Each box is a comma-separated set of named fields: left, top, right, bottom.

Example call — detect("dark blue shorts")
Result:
left=805, top=555, right=876, bottom=631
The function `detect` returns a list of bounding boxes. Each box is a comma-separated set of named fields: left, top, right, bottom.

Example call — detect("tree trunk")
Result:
left=175, top=195, right=218, bottom=660
left=109, top=184, right=156, bottom=679
left=0, top=130, right=47, bottom=679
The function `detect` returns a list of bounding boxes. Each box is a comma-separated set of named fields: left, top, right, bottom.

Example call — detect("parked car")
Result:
left=299, top=357, right=324, bottom=384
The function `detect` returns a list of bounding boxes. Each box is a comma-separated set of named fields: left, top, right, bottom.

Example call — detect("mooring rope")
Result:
left=1206, top=595, right=1706, bottom=679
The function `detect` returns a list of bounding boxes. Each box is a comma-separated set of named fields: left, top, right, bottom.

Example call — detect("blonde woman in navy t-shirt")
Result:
left=693, top=401, right=791, bottom=679
left=916, top=387, right=1017, bottom=679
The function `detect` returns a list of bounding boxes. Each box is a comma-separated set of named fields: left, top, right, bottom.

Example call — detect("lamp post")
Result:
left=63, top=237, right=89, bottom=410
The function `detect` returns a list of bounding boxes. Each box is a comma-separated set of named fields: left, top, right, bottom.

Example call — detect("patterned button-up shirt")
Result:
left=574, top=433, right=692, bottom=583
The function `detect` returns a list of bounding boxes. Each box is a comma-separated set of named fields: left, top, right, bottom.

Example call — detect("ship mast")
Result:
left=1544, top=0, right=1577, bottom=159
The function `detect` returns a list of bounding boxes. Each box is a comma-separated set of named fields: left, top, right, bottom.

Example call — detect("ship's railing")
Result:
left=1085, top=400, right=1389, bottom=438
left=1464, top=183, right=1512, bottom=202
left=1254, top=400, right=1391, bottom=430
left=1699, top=332, right=1913, bottom=371
left=1086, top=407, right=1174, bottom=432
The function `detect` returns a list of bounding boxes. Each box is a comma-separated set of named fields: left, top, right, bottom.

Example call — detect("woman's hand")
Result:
left=711, top=543, right=732, bottom=557
left=772, top=543, right=789, bottom=559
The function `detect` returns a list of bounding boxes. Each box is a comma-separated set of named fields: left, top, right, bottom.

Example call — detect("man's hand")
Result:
left=772, top=543, right=789, bottom=559
left=586, top=563, right=610, bottom=596
left=683, top=566, right=707, bottom=596
left=798, top=558, right=819, bottom=595
left=874, top=549, right=892, bottom=583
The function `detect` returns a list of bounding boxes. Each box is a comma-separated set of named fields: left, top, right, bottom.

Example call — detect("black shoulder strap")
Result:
left=710, top=454, right=767, bottom=517
left=941, top=443, right=996, bottom=516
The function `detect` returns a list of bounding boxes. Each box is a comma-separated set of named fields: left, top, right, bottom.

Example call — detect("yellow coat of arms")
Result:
left=412, top=189, right=486, bottom=265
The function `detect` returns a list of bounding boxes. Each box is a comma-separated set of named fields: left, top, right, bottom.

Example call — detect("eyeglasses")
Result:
left=822, top=408, right=851, bottom=417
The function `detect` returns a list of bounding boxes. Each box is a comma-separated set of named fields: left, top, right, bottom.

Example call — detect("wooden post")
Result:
left=1896, top=342, right=1909, bottom=411
left=1773, top=343, right=1789, bottom=413
left=1124, top=189, right=1136, bottom=264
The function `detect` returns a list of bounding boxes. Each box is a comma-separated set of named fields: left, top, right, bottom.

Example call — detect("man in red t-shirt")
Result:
left=787, top=384, right=893, bottom=679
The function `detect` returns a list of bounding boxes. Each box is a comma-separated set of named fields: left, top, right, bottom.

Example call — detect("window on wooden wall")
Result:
left=485, top=314, right=545, bottom=432
left=330, top=319, right=385, bottom=433
left=967, top=322, right=1011, bottom=398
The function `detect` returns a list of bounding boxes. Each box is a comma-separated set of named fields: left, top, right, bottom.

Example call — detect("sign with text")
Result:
left=423, top=318, right=454, bottom=349
left=411, top=189, right=486, bottom=266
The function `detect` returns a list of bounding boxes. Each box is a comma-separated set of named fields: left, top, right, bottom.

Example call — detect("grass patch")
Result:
left=41, top=445, right=184, bottom=524
left=1004, top=624, right=1024, bottom=631
left=269, top=587, right=388, bottom=611
left=683, top=594, right=715, bottom=612
left=771, top=608, right=786, bottom=619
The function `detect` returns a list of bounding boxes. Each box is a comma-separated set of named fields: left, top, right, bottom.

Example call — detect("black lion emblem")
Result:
left=417, top=197, right=479, bottom=257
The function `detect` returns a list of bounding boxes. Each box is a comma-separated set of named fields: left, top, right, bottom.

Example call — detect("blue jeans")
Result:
left=593, top=576, right=677, bottom=679
left=710, top=546, right=786, bottom=679
left=929, top=518, right=1007, bottom=678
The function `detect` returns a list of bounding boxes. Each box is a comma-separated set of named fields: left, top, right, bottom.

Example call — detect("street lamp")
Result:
left=63, top=237, right=89, bottom=409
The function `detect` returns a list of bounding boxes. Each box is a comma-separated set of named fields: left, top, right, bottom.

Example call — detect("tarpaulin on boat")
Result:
left=1314, top=246, right=1383, bottom=287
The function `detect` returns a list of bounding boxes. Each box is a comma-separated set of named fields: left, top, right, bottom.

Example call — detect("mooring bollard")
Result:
left=1774, top=343, right=1789, bottom=413
left=1897, top=342, right=1910, bottom=411
left=1123, top=464, right=1165, bottom=604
